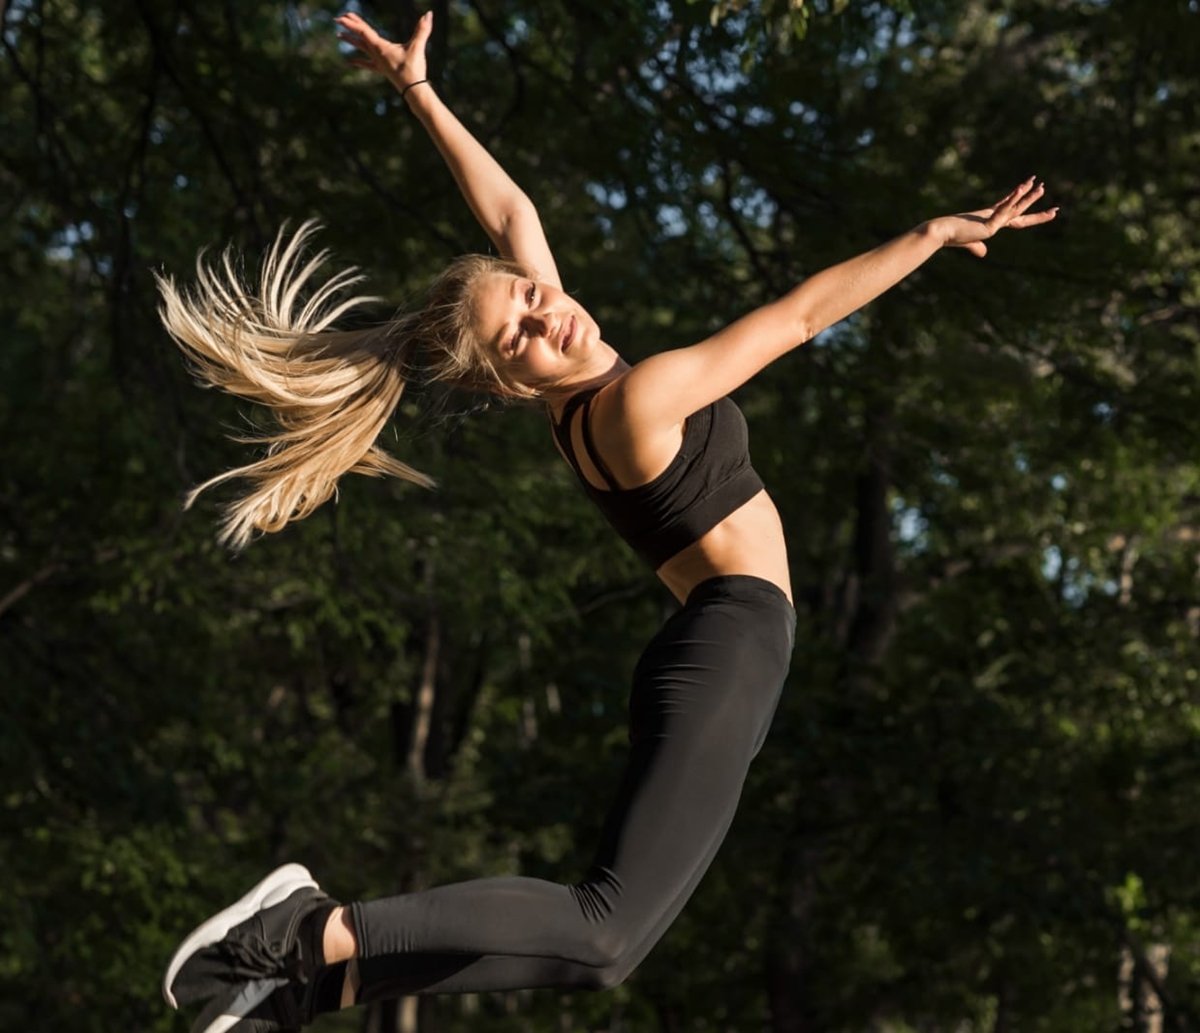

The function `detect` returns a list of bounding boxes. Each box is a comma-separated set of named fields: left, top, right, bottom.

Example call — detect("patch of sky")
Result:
left=696, top=201, right=721, bottom=234
left=657, top=20, right=747, bottom=101
left=892, top=496, right=929, bottom=550
left=845, top=45, right=871, bottom=68
left=857, top=128, right=876, bottom=147
left=788, top=101, right=821, bottom=126
left=1041, top=546, right=1092, bottom=606
left=374, top=99, right=388, bottom=116
left=174, top=174, right=189, bottom=189
left=741, top=105, right=775, bottom=127
left=284, top=4, right=313, bottom=38
left=657, top=204, right=688, bottom=238
left=731, top=187, right=778, bottom=230
left=808, top=317, right=863, bottom=351
left=835, top=12, right=916, bottom=65
left=887, top=15, right=917, bottom=50
left=1042, top=544, right=1062, bottom=580
left=641, top=62, right=668, bottom=94
left=585, top=183, right=628, bottom=210
left=1051, top=473, right=1068, bottom=491
left=930, top=462, right=958, bottom=488
left=689, top=59, right=747, bottom=99
left=4, top=0, right=34, bottom=47
left=1093, top=401, right=1115, bottom=422
left=1062, top=60, right=1098, bottom=91
left=47, top=221, right=95, bottom=261
left=504, top=15, right=531, bottom=47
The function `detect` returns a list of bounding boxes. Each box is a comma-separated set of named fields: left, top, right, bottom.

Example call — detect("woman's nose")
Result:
left=522, top=311, right=551, bottom=337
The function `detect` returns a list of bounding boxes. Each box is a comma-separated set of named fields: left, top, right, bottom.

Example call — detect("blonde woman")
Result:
left=157, top=10, right=1057, bottom=1032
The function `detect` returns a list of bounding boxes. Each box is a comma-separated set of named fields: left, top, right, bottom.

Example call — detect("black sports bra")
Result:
left=550, top=387, right=764, bottom=569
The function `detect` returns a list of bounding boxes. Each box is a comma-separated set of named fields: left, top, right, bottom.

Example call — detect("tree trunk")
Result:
left=766, top=391, right=899, bottom=1033
left=406, top=608, right=440, bottom=784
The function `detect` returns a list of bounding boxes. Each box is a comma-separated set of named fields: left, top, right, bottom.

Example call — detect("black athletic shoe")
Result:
left=188, top=976, right=307, bottom=1033
left=163, top=864, right=336, bottom=1009
left=189, top=962, right=348, bottom=1033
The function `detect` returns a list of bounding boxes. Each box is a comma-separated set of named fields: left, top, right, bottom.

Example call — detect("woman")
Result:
left=158, top=11, right=1057, bottom=1032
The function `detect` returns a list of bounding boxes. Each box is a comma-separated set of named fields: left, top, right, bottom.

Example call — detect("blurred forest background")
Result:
left=2, top=0, right=1199, bottom=1030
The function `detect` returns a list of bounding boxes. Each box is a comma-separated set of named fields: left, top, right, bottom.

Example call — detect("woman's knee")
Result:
left=577, top=926, right=632, bottom=971
left=575, top=957, right=633, bottom=992
left=574, top=925, right=649, bottom=989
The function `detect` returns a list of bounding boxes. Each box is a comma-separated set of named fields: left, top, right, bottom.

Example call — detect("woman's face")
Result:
left=472, top=272, right=605, bottom=392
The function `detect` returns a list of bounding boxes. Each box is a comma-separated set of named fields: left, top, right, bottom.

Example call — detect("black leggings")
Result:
left=349, top=574, right=795, bottom=999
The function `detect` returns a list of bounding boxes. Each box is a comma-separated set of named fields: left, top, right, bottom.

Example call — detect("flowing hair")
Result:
left=155, top=221, right=530, bottom=549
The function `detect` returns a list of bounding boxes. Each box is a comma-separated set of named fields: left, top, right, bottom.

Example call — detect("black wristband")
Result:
left=400, top=79, right=429, bottom=99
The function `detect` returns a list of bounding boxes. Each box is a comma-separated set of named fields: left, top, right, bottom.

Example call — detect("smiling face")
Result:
left=471, top=272, right=609, bottom=394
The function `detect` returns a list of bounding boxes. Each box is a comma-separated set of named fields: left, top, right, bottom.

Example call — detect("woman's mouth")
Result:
left=562, top=316, right=576, bottom=353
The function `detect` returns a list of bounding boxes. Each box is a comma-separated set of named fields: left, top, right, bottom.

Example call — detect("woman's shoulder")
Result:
left=585, top=375, right=690, bottom=490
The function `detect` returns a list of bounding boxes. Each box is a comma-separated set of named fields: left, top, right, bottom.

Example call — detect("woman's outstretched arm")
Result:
left=336, top=10, right=562, bottom=287
left=616, top=177, right=1059, bottom=432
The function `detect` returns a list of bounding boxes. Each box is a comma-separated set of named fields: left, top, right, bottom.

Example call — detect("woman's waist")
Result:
left=655, top=490, right=791, bottom=605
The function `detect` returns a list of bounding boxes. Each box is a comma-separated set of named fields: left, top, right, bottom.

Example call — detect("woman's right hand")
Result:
left=928, top=177, right=1059, bottom=258
left=336, top=10, right=431, bottom=95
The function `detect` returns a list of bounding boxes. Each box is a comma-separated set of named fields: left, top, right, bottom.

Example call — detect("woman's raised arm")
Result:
left=336, top=11, right=561, bottom=287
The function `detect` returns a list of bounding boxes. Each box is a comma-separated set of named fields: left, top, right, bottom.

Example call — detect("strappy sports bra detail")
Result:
left=549, top=386, right=765, bottom=570
left=575, top=392, right=622, bottom=491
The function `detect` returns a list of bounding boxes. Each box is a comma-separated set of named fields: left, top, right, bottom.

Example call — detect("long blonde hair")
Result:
left=156, top=221, right=529, bottom=549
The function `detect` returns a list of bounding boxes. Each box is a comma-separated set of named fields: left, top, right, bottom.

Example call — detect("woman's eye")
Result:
left=526, top=284, right=537, bottom=305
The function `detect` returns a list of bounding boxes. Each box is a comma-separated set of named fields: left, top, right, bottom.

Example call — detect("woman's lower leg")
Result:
left=322, top=906, right=359, bottom=965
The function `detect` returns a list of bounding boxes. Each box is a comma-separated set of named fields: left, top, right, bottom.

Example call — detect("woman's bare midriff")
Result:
left=655, top=490, right=792, bottom=606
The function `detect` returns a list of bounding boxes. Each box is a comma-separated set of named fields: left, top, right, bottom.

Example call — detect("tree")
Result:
left=2, top=1, right=1197, bottom=1031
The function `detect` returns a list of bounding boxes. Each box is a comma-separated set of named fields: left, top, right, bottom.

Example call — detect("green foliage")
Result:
left=2, top=0, right=1199, bottom=1031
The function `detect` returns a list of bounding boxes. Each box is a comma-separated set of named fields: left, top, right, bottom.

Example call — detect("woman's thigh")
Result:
left=579, top=575, right=796, bottom=955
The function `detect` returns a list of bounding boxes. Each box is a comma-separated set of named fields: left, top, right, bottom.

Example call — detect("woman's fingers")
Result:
left=406, top=10, right=434, bottom=50
left=337, top=31, right=371, bottom=53
left=337, top=12, right=385, bottom=48
left=988, top=178, right=1052, bottom=232
left=989, top=177, right=1035, bottom=222
left=336, top=11, right=372, bottom=33
left=1011, top=181, right=1046, bottom=218
left=1008, top=207, right=1060, bottom=230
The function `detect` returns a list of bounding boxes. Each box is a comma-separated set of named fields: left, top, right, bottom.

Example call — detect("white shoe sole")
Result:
left=162, top=863, right=318, bottom=1009
left=194, top=977, right=289, bottom=1033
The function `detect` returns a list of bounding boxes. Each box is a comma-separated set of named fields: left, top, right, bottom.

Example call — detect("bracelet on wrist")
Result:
left=401, top=79, right=429, bottom=99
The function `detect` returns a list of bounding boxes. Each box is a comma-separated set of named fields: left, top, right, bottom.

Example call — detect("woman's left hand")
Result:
left=336, top=10, right=431, bottom=94
left=930, top=177, right=1059, bottom=258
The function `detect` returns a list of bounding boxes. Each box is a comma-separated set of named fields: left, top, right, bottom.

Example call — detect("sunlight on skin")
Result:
left=470, top=272, right=623, bottom=407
